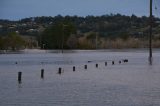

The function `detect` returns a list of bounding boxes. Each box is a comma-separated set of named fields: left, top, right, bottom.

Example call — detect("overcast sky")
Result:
left=0, top=0, right=159, bottom=20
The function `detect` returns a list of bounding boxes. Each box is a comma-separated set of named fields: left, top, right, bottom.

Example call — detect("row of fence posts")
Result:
left=17, top=59, right=128, bottom=84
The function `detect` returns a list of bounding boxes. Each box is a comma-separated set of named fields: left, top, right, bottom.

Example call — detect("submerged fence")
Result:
left=17, top=59, right=128, bottom=84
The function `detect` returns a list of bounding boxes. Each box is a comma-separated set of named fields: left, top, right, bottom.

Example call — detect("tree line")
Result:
left=0, top=14, right=160, bottom=50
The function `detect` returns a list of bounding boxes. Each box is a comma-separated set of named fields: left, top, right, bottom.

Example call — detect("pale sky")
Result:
left=0, top=0, right=159, bottom=20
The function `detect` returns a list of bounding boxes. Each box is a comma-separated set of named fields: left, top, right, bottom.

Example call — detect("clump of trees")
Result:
left=0, top=32, right=25, bottom=50
left=40, top=21, right=76, bottom=49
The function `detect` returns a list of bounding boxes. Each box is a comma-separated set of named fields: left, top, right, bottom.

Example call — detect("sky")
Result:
left=0, top=0, right=159, bottom=20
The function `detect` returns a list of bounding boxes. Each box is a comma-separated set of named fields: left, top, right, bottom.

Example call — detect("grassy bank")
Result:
left=77, top=37, right=160, bottom=49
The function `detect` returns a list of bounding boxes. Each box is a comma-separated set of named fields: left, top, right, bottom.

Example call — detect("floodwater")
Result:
left=0, top=49, right=160, bottom=106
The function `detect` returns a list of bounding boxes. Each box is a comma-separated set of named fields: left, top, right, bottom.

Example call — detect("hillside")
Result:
left=0, top=14, right=160, bottom=49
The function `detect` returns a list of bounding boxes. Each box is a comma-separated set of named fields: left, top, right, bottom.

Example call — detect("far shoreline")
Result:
left=1, top=48, right=160, bottom=54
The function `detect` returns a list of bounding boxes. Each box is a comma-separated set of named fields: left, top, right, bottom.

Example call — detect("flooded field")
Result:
left=0, top=49, right=160, bottom=106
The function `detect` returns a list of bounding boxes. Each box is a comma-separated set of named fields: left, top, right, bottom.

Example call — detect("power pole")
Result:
left=149, top=0, right=153, bottom=65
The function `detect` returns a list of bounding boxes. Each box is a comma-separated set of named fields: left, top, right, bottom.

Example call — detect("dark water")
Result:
left=0, top=49, right=160, bottom=106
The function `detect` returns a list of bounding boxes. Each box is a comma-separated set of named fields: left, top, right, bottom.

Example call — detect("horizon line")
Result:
left=0, top=13, right=151, bottom=21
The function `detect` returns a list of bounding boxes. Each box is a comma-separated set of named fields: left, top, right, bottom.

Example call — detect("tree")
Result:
left=4, top=32, right=25, bottom=50
left=41, top=21, right=76, bottom=49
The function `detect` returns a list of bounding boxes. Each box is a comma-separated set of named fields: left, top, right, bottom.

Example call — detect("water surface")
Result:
left=0, top=49, right=160, bottom=106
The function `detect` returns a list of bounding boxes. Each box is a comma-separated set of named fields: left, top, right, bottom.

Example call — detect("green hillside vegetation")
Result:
left=0, top=14, right=160, bottom=50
